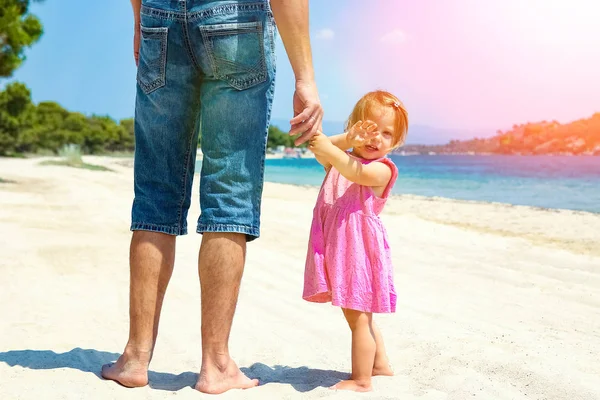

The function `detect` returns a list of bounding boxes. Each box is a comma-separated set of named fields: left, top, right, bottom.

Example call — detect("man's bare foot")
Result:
left=101, top=350, right=150, bottom=388
left=195, top=356, right=258, bottom=394
left=331, top=379, right=372, bottom=392
left=372, top=363, right=394, bottom=376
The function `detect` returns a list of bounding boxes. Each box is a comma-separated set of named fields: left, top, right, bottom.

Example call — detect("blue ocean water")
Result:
left=262, top=155, right=600, bottom=213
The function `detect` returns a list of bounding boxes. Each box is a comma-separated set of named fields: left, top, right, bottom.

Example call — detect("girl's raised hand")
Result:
left=347, top=120, right=378, bottom=148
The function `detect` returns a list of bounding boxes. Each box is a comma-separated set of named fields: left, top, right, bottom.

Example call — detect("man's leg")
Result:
left=187, top=1, right=277, bottom=393
left=194, top=233, right=258, bottom=394
left=103, top=1, right=202, bottom=387
left=102, top=231, right=175, bottom=387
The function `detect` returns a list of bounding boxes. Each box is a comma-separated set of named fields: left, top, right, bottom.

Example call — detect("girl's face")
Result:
left=352, top=106, right=398, bottom=160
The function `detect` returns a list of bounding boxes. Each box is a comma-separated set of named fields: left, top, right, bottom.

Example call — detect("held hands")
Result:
left=289, top=81, right=324, bottom=146
left=347, top=120, right=379, bottom=148
left=308, top=132, right=335, bottom=157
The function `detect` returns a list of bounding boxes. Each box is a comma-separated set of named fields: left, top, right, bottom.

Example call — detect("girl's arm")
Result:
left=316, top=121, right=379, bottom=167
left=330, top=132, right=352, bottom=151
left=314, top=132, right=348, bottom=170
left=327, top=147, right=392, bottom=187
left=310, top=134, right=392, bottom=187
left=314, top=154, right=332, bottom=170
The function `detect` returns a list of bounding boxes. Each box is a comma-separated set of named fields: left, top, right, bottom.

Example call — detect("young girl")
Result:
left=303, top=90, right=408, bottom=392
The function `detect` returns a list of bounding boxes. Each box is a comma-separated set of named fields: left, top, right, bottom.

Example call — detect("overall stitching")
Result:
left=254, top=78, right=276, bottom=229
left=140, top=2, right=268, bottom=21
left=199, top=21, right=266, bottom=90
left=182, top=2, right=201, bottom=71
left=137, top=27, right=169, bottom=94
left=141, top=6, right=184, bottom=20
left=198, top=26, right=217, bottom=78
left=131, top=222, right=181, bottom=235
left=188, top=2, right=269, bottom=21
left=177, top=1, right=198, bottom=232
left=251, top=15, right=276, bottom=229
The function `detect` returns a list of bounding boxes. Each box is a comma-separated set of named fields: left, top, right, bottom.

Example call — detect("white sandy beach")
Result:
left=0, top=156, right=599, bottom=400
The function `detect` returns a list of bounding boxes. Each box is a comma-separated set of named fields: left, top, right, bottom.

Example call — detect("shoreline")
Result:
left=4, top=154, right=599, bottom=216
left=266, top=180, right=600, bottom=217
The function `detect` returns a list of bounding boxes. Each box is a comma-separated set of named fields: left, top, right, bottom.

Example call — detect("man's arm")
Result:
left=270, top=0, right=323, bottom=145
left=131, top=0, right=141, bottom=65
left=131, top=0, right=141, bottom=19
left=269, top=0, right=313, bottom=82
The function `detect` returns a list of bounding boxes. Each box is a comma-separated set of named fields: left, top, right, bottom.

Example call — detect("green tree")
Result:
left=0, top=0, right=44, bottom=77
left=20, top=101, right=73, bottom=153
left=0, top=81, right=31, bottom=154
left=84, top=115, right=121, bottom=154
left=267, top=125, right=308, bottom=149
left=114, top=118, right=135, bottom=152
left=267, top=125, right=293, bottom=149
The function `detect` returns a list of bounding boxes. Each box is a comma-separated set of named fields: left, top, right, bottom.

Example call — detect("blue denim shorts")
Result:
left=131, top=0, right=276, bottom=241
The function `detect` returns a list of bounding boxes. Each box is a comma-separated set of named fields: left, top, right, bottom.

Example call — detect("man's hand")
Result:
left=133, top=23, right=140, bottom=66
left=289, top=80, right=323, bottom=146
left=269, top=0, right=322, bottom=146
left=308, top=132, right=334, bottom=157
left=347, top=120, right=378, bottom=148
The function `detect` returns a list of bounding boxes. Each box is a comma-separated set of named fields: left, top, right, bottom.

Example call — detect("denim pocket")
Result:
left=137, top=26, right=168, bottom=94
left=200, top=21, right=267, bottom=90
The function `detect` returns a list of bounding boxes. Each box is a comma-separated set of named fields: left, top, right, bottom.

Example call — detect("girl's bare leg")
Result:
left=371, top=320, right=394, bottom=376
left=332, top=308, right=375, bottom=392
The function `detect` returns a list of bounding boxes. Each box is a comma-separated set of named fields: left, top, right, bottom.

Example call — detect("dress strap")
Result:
left=378, top=157, right=398, bottom=199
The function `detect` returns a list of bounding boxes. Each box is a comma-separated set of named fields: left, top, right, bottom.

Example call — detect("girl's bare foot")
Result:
left=331, top=379, right=372, bottom=392
left=195, top=356, right=258, bottom=394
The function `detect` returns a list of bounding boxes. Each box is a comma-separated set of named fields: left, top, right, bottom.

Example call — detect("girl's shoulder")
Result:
left=370, top=157, right=399, bottom=198
left=377, top=156, right=399, bottom=174
left=359, top=155, right=399, bottom=181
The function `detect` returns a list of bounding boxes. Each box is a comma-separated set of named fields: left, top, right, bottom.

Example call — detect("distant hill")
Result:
left=401, top=113, right=600, bottom=156
left=270, top=118, right=484, bottom=145
left=402, top=125, right=493, bottom=145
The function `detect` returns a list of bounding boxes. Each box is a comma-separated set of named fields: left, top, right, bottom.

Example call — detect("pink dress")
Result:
left=303, top=155, right=398, bottom=313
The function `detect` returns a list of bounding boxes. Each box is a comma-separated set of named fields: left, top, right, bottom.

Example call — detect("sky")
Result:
left=8, top=0, right=600, bottom=138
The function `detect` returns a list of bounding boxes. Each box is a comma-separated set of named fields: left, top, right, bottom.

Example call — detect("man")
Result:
left=101, top=0, right=322, bottom=394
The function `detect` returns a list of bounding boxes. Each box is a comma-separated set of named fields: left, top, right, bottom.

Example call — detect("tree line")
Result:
left=0, top=82, right=136, bottom=155
left=0, top=81, right=301, bottom=156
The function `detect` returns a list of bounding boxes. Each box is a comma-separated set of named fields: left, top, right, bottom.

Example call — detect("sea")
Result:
left=260, top=155, right=600, bottom=213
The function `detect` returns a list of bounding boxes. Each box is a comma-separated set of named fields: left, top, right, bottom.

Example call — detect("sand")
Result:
left=0, top=156, right=599, bottom=400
